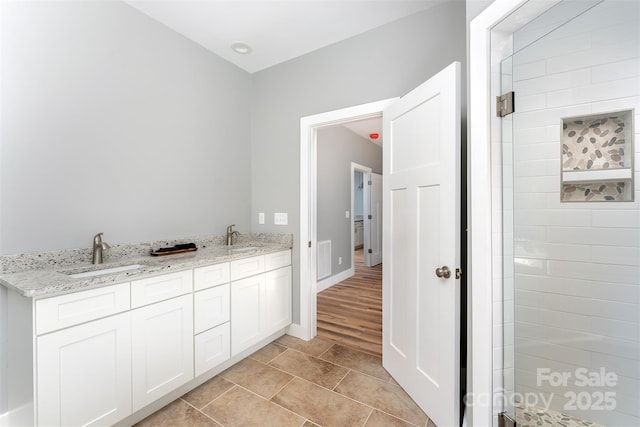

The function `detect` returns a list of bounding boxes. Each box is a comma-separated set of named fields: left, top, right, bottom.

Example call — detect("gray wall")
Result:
left=0, top=0, right=253, bottom=255
left=317, top=126, right=382, bottom=278
left=0, top=1, right=253, bottom=411
left=251, top=1, right=466, bottom=323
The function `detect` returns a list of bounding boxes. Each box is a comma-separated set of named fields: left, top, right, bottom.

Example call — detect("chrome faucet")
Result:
left=92, top=232, right=111, bottom=264
left=226, top=224, right=240, bottom=246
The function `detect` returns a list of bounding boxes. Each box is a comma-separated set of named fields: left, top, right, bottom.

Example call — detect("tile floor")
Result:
left=136, top=335, right=437, bottom=427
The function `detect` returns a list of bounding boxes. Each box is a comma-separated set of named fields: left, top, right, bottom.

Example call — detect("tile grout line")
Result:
left=274, top=346, right=357, bottom=374
left=268, top=375, right=296, bottom=400
left=329, top=370, right=427, bottom=427
left=179, top=395, right=225, bottom=426
left=265, top=347, right=290, bottom=366
left=331, top=368, right=352, bottom=392
left=249, top=342, right=288, bottom=364
left=359, top=408, right=375, bottom=427
left=316, top=342, right=335, bottom=358
left=198, top=383, right=238, bottom=413
left=233, top=382, right=310, bottom=423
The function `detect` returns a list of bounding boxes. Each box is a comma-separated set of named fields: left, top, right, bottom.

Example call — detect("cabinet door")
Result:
left=132, top=294, right=193, bottom=412
left=265, top=266, right=292, bottom=336
left=37, top=312, right=132, bottom=427
left=194, top=323, right=230, bottom=377
left=230, top=275, right=266, bottom=356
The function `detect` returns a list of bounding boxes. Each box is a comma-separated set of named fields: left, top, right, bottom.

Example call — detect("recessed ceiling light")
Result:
left=231, top=42, right=252, bottom=54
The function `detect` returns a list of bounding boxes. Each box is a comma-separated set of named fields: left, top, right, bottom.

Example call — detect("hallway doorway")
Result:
left=316, top=248, right=382, bottom=356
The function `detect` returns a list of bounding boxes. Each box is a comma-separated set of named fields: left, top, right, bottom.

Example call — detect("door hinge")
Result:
left=308, top=241, right=312, bottom=248
left=496, top=91, right=515, bottom=117
left=368, top=249, right=372, bottom=254
left=368, top=214, right=373, bottom=220
left=368, top=180, right=372, bottom=185
left=498, top=412, right=516, bottom=427
left=455, top=268, right=462, bottom=279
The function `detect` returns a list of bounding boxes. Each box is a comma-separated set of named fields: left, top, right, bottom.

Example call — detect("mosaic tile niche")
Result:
left=561, top=110, right=634, bottom=202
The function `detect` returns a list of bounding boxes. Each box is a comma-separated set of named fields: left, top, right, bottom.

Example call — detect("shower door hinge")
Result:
left=308, top=241, right=312, bottom=248
left=368, top=180, right=372, bottom=185
left=368, top=249, right=372, bottom=254
left=499, top=412, right=517, bottom=427
left=496, top=91, right=515, bottom=117
left=368, top=214, right=373, bottom=219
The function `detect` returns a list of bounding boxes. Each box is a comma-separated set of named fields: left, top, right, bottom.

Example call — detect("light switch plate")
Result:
left=274, top=213, right=288, bottom=225
left=258, top=213, right=265, bottom=224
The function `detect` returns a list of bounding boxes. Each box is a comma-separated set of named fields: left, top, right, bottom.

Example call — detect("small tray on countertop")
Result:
left=150, top=243, right=197, bottom=256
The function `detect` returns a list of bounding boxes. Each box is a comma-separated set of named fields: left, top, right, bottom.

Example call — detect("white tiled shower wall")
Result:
left=499, top=1, right=640, bottom=425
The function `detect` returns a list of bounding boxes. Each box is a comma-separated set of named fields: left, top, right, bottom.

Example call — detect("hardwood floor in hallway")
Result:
left=316, top=249, right=382, bottom=356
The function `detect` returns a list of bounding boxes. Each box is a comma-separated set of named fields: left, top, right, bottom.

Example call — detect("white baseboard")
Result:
left=285, top=323, right=310, bottom=340
left=316, top=268, right=354, bottom=293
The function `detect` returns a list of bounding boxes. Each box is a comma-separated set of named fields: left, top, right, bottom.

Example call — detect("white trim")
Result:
left=469, top=0, right=557, bottom=425
left=315, top=268, right=355, bottom=294
left=298, top=98, right=397, bottom=342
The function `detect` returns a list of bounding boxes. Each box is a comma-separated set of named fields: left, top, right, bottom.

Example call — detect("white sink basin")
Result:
left=68, top=264, right=145, bottom=279
left=229, top=246, right=258, bottom=253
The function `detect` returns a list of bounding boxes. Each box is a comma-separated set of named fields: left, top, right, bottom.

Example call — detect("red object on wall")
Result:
left=369, top=133, right=379, bottom=139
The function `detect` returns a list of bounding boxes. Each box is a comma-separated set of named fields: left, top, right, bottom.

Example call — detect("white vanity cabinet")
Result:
left=230, top=250, right=292, bottom=356
left=6, top=247, right=292, bottom=427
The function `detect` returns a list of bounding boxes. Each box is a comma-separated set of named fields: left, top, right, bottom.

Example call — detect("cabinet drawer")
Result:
left=230, top=256, right=265, bottom=281
left=194, top=262, right=229, bottom=291
left=131, top=270, right=192, bottom=308
left=195, top=322, right=230, bottom=377
left=36, top=282, right=130, bottom=335
left=265, top=250, right=291, bottom=271
left=194, top=284, right=230, bottom=334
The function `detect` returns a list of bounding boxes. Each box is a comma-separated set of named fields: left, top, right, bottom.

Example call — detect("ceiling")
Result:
left=124, top=0, right=448, bottom=74
left=343, top=117, right=383, bottom=147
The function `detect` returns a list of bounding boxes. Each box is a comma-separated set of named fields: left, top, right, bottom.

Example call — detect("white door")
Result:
left=364, top=172, right=383, bottom=267
left=383, top=61, right=461, bottom=427
left=132, top=294, right=194, bottom=412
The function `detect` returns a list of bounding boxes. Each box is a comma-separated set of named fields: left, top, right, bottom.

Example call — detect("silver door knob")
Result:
left=435, top=266, right=451, bottom=279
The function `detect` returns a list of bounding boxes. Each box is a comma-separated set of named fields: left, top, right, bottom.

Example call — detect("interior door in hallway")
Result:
left=364, top=172, right=382, bottom=267
left=382, top=61, right=461, bottom=427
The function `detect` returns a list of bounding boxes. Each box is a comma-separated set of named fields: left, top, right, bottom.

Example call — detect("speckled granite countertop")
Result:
left=0, top=233, right=292, bottom=299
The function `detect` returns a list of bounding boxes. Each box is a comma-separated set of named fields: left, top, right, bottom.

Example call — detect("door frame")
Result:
left=294, top=98, right=396, bottom=341
left=469, top=0, right=559, bottom=425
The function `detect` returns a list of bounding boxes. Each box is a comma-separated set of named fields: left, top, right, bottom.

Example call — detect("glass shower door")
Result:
left=502, top=1, right=640, bottom=425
